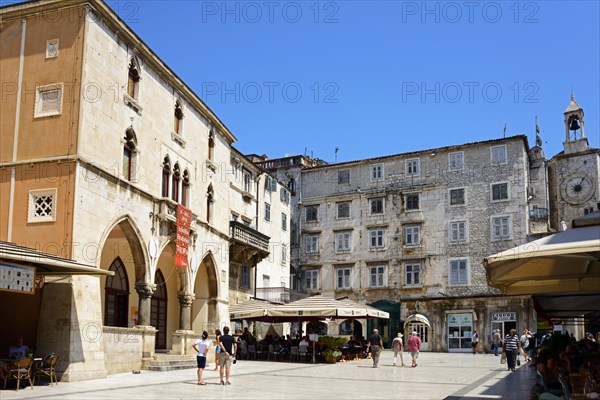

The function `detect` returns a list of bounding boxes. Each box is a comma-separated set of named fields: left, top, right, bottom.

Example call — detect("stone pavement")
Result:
left=1, top=351, right=536, bottom=400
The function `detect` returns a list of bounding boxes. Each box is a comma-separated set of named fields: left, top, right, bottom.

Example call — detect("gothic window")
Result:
left=123, top=127, right=137, bottom=181
left=162, top=156, right=171, bottom=198
left=105, top=257, right=130, bottom=328
left=208, top=130, right=215, bottom=161
left=206, top=184, right=214, bottom=223
left=174, top=101, right=183, bottom=135
left=127, top=58, right=140, bottom=99
left=182, top=169, right=190, bottom=206
left=172, top=163, right=181, bottom=203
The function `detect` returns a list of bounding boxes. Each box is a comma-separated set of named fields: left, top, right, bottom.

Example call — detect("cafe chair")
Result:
left=268, top=344, right=281, bottom=361
left=3, top=357, right=34, bottom=391
left=33, top=353, right=59, bottom=386
left=247, top=344, right=256, bottom=360
left=289, top=346, right=299, bottom=362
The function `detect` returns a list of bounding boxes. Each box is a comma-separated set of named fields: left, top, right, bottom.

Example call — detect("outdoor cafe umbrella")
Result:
left=482, top=222, right=600, bottom=296
left=229, top=298, right=279, bottom=322
left=267, top=295, right=383, bottom=320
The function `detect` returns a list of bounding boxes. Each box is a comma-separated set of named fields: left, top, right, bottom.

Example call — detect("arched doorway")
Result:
left=99, top=218, right=147, bottom=329
left=404, top=314, right=431, bottom=351
left=151, top=270, right=168, bottom=350
left=191, top=253, right=218, bottom=334
left=306, top=321, right=327, bottom=335
left=105, top=257, right=130, bottom=327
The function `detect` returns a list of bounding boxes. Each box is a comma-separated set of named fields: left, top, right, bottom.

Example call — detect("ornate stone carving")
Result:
left=135, top=283, right=156, bottom=299
left=178, top=292, right=195, bottom=307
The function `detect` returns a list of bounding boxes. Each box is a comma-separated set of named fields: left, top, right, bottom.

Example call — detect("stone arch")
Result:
left=191, top=251, right=220, bottom=334
left=98, top=215, right=149, bottom=283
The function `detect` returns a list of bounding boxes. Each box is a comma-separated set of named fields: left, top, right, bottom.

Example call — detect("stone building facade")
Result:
left=0, top=0, right=289, bottom=380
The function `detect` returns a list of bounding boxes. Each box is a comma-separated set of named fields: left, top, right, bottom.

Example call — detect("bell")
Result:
left=569, top=119, right=581, bottom=131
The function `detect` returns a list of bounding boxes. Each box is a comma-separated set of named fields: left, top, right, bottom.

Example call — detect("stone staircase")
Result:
left=142, top=353, right=197, bottom=371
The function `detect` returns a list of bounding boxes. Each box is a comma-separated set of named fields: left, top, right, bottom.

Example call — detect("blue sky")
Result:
left=10, top=0, right=600, bottom=162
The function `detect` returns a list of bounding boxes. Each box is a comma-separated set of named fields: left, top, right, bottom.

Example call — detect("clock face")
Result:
left=562, top=175, right=595, bottom=205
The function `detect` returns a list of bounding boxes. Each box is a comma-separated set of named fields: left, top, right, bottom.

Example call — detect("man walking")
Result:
left=366, top=329, right=383, bottom=368
left=407, top=331, right=422, bottom=368
left=218, top=326, right=237, bottom=385
left=503, top=328, right=520, bottom=372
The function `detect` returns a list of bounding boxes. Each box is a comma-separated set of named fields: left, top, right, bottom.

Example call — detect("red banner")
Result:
left=175, top=205, right=192, bottom=268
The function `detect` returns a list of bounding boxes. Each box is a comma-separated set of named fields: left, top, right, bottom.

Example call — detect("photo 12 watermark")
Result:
left=400, top=1, right=540, bottom=24
left=200, top=1, right=340, bottom=23
left=201, top=81, right=340, bottom=104
left=401, top=81, right=539, bottom=104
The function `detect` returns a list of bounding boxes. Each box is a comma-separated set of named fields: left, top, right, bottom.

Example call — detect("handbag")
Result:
left=500, top=352, right=507, bottom=364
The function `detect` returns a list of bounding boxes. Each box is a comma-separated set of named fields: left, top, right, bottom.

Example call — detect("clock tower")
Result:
left=548, top=94, right=600, bottom=230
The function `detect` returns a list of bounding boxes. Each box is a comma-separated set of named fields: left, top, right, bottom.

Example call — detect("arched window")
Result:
left=307, top=321, right=327, bottom=336
left=123, top=127, right=137, bottom=181
left=287, top=178, right=296, bottom=194
left=206, top=184, right=214, bottom=223
left=151, top=269, right=168, bottom=349
left=161, top=156, right=170, bottom=198
left=127, top=58, right=140, bottom=99
left=105, top=257, right=130, bottom=327
left=172, top=163, right=181, bottom=203
left=339, top=320, right=362, bottom=336
left=208, top=130, right=215, bottom=161
left=174, top=100, right=183, bottom=134
left=182, top=169, right=190, bottom=206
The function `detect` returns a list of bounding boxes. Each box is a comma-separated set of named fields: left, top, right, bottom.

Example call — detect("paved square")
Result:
left=1, top=351, right=536, bottom=400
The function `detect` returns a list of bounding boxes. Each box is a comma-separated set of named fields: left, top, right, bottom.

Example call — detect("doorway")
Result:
left=447, top=313, right=473, bottom=352
left=151, top=270, right=168, bottom=350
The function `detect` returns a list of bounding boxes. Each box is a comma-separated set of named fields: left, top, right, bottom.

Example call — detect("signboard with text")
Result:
left=175, top=205, right=192, bottom=268
left=0, top=263, right=36, bottom=294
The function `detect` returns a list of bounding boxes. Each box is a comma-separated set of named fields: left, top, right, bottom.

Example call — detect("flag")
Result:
left=535, top=117, right=542, bottom=146
left=503, top=123, right=507, bottom=137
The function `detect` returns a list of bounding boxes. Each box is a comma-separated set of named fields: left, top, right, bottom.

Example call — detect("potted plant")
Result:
left=382, top=336, right=391, bottom=349
left=318, top=336, right=347, bottom=363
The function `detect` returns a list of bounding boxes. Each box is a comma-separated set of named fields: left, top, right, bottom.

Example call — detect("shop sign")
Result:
left=491, top=312, right=516, bottom=321
left=0, top=263, right=35, bottom=294
left=448, top=313, right=472, bottom=326
left=175, top=205, right=192, bottom=268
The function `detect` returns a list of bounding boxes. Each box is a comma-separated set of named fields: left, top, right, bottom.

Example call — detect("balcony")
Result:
left=529, top=207, right=549, bottom=220
left=255, top=287, right=307, bottom=304
left=229, top=221, right=270, bottom=264
left=154, top=198, right=198, bottom=237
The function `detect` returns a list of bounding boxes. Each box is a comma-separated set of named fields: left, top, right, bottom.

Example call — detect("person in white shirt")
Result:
left=392, top=333, right=405, bottom=367
left=192, top=331, right=211, bottom=385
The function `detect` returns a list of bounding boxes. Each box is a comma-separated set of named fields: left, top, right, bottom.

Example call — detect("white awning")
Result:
left=0, top=241, right=113, bottom=276
left=405, top=313, right=431, bottom=327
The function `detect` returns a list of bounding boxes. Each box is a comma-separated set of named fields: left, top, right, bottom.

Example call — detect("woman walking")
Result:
left=213, top=329, right=222, bottom=370
left=192, top=331, right=211, bottom=385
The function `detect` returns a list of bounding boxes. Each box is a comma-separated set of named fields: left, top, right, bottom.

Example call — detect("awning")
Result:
left=405, top=313, right=431, bottom=327
left=229, top=298, right=279, bottom=321
left=268, top=295, right=366, bottom=319
left=0, top=241, right=113, bottom=276
left=482, top=224, right=600, bottom=295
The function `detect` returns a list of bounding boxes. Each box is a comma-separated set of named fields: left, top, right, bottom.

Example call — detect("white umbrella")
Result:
left=483, top=224, right=600, bottom=295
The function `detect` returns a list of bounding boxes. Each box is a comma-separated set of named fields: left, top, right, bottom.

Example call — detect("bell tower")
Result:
left=563, top=93, right=588, bottom=154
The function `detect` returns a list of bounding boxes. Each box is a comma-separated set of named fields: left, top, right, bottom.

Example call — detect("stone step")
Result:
left=142, top=355, right=197, bottom=371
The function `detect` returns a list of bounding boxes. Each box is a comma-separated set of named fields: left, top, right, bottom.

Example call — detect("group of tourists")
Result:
left=367, top=330, right=422, bottom=368
left=191, top=326, right=236, bottom=386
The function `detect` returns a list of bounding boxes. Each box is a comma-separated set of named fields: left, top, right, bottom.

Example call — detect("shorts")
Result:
left=218, top=353, right=232, bottom=367
left=215, top=346, right=221, bottom=354
left=410, top=351, right=419, bottom=358
left=471, top=342, right=478, bottom=347
left=196, top=356, right=206, bottom=369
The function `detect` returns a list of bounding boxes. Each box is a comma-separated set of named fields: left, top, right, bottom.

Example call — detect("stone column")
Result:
left=135, top=283, right=156, bottom=326
left=178, top=292, right=195, bottom=331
